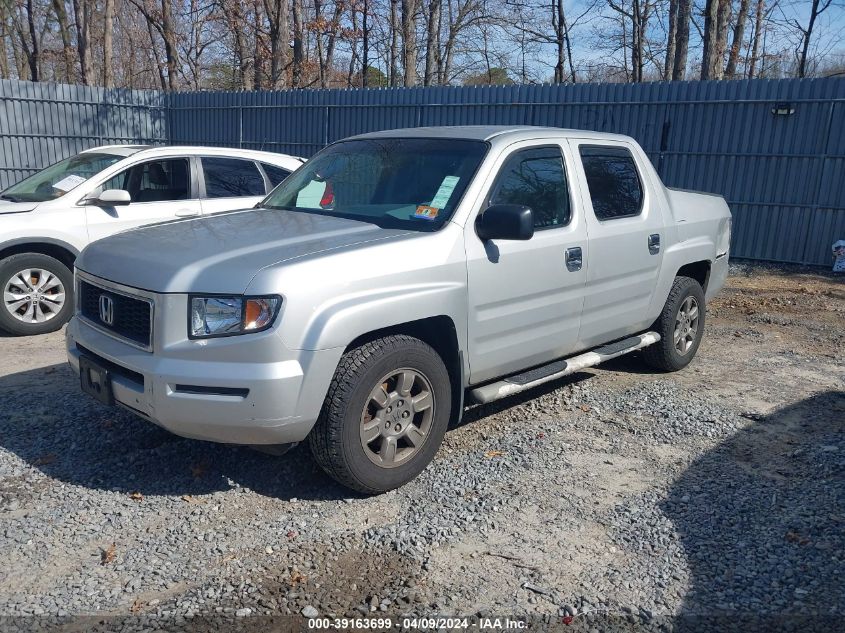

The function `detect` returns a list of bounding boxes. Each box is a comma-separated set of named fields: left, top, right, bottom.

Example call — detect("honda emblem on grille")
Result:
left=98, top=294, right=115, bottom=325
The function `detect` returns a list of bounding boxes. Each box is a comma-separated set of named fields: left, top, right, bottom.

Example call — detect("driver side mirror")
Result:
left=94, top=189, right=131, bottom=206
left=476, top=204, right=534, bottom=241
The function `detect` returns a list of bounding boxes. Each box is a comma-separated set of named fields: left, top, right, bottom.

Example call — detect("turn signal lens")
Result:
left=244, top=298, right=279, bottom=331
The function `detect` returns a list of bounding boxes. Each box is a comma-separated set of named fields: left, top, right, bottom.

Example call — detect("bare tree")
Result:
left=725, top=0, right=750, bottom=77
left=671, top=0, right=691, bottom=78
left=103, top=0, right=115, bottom=86
left=263, top=0, right=289, bottom=87
left=789, top=0, right=834, bottom=77
left=400, top=0, right=418, bottom=85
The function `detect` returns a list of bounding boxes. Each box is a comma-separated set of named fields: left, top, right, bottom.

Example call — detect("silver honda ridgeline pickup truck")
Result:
left=67, top=126, right=731, bottom=493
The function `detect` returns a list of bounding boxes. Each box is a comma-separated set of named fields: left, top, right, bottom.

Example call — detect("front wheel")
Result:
left=309, top=335, right=452, bottom=494
left=642, top=276, right=706, bottom=372
left=0, top=253, right=74, bottom=336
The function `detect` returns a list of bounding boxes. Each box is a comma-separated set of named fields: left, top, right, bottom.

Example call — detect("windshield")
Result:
left=1, top=152, right=124, bottom=202
left=261, top=138, right=488, bottom=231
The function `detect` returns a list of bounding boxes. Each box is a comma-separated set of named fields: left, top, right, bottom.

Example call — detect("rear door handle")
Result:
left=565, top=247, right=582, bottom=272
left=648, top=233, right=661, bottom=254
left=175, top=208, right=199, bottom=218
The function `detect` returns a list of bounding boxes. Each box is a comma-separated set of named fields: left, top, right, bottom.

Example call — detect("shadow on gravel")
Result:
left=664, top=390, right=845, bottom=627
left=0, top=363, right=351, bottom=502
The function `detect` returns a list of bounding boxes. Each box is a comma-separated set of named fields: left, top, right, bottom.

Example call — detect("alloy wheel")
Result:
left=3, top=268, right=66, bottom=324
left=359, top=368, right=435, bottom=468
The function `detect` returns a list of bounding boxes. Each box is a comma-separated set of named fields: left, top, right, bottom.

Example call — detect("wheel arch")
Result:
left=342, top=316, right=465, bottom=426
left=676, top=260, right=711, bottom=292
left=0, top=238, right=79, bottom=272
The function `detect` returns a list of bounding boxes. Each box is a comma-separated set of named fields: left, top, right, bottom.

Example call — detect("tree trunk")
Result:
left=72, top=0, right=94, bottom=84
left=672, top=0, right=691, bottom=79
left=554, top=0, right=565, bottom=83
left=700, top=0, right=719, bottom=79
left=265, top=0, right=289, bottom=88
left=664, top=0, right=677, bottom=79
left=160, top=0, right=180, bottom=90
left=400, top=0, right=418, bottom=86
left=103, top=0, right=115, bottom=87
left=389, top=0, right=399, bottom=85
left=747, top=0, right=764, bottom=77
left=423, top=0, right=440, bottom=85
left=797, top=0, right=830, bottom=78
left=292, top=0, right=304, bottom=87
left=725, top=0, right=749, bottom=78
left=323, top=2, right=344, bottom=86
left=714, top=0, right=731, bottom=78
left=51, top=0, right=75, bottom=82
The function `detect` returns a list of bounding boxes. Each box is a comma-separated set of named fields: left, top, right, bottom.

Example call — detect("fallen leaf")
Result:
left=129, top=491, right=143, bottom=502
left=33, top=453, right=57, bottom=466
left=181, top=495, right=206, bottom=504
left=289, top=570, right=307, bottom=585
left=100, top=543, right=116, bottom=565
left=286, top=530, right=299, bottom=540
left=579, top=404, right=591, bottom=413
left=484, top=450, right=504, bottom=458
left=129, top=598, right=142, bottom=613
left=190, top=461, right=209, bottom=479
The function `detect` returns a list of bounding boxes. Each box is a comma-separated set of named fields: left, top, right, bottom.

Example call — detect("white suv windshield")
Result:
left=262, top=138, right=488, bottom=231
left=1, top=152, right=124, bottom=203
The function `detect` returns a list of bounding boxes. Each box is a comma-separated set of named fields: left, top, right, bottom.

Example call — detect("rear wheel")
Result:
left=643, top=276, right=705, bottom=372
left=0, top=253, right=74, bottom=336
left=309, top=335, right=451, bottom=494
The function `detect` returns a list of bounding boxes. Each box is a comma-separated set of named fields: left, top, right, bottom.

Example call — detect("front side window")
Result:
left=488, top=147, right=570, bottom=229
left=101, top=158, right=190, bottom=203
left=262, top=138, right=488, bottom=231
left=202, top=157, right=266, bottom=198
left=579, top=145, right=644, bottom=220
left=1, top=152, right=124, bottom=202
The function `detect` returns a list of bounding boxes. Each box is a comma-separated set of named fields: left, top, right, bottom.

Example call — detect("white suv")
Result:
left=0, top=145, right=303, bottom=335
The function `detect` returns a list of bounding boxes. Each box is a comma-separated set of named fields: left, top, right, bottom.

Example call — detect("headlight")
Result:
left=189, top=295, right=281, bottom=339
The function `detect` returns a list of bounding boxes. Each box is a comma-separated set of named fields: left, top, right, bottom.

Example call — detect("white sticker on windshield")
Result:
left=296, top=180, right=328, bottom=209
left=53, top=174, right=88, bottom=192
left=429, top=176, right=460, bottom=209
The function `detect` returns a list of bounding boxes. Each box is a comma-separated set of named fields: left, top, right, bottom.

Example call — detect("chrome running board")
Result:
left=468, top=331, right=661, bottom=405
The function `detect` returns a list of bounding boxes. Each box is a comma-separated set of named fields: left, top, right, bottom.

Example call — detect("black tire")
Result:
left=309, top=335, right=452, bottom=494
left=0, top=253, right=74, bottom=336
left=642, top=276, right=706, bottom=372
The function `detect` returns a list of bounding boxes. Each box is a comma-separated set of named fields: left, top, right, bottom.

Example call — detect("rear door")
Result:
left=465, top=141, right=588, bottom=384
left=85, top=156, right=201, bottom=243
left=568, top=139, right=664, bottom=348
left=198, top=157, right=269, bottom=215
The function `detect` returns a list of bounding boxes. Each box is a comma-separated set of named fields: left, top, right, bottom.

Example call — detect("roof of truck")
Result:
left=350, top=126, right=634, bottom=144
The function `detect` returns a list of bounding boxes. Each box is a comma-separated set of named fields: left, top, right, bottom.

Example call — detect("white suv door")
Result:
left=84, top=156, right=201, bottom=243
left=198, top=157, right=270, bottom=215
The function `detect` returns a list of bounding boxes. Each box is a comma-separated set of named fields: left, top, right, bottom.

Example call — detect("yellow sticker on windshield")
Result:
left=414, top=206, right=439, bottom=220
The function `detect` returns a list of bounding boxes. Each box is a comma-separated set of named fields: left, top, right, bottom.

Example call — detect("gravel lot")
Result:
left=0, top=263, right=842, bottom=629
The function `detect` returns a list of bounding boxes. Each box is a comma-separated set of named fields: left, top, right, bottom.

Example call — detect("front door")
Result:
left=465, top=142, right=588, bottom=384
left=567, top=139, right=665, bottom=348
left=85, top=157, right=201, bottom=243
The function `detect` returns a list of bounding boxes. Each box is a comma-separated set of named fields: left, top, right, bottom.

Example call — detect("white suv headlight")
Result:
left=189, top=295, right=281, bottom=339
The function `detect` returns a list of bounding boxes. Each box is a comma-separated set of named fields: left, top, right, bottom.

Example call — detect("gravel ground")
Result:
left=0, top=263, right=842, bottom=630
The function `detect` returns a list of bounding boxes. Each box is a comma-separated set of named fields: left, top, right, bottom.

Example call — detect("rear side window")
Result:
left=579, top=145, right=643, bottom=220
left=488, top=147, right=570, bottom=229
left=202, top=157, right=266, bottom=198
left=261, top=163, right=292, bottom=187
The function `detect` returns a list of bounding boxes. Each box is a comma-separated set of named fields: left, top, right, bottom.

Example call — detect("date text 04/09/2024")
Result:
left=306, top=617, right=528, bottom=629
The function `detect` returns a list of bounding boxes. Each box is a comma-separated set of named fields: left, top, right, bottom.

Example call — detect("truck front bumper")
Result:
left=66, top=316, right=339, bottom=445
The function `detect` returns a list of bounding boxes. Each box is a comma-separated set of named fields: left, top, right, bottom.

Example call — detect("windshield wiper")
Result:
left=0, top=194, right=22, bottom=202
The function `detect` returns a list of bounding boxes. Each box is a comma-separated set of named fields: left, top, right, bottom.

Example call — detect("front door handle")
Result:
left=175, top=208, right=199, bottom=218
left=648, top=233, right=661, bottom=254
left=565, top=247, right=583, bottom=272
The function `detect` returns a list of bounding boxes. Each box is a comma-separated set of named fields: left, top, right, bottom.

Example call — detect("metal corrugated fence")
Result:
left=2, top=77, right=843, bottom=265
left=0, top=79, right=168, bottom=190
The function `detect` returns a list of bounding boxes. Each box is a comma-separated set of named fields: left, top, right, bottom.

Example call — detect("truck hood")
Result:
left=0, top=200, right=39, bottom=215
left=76, top=208, right=412, bottom=294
